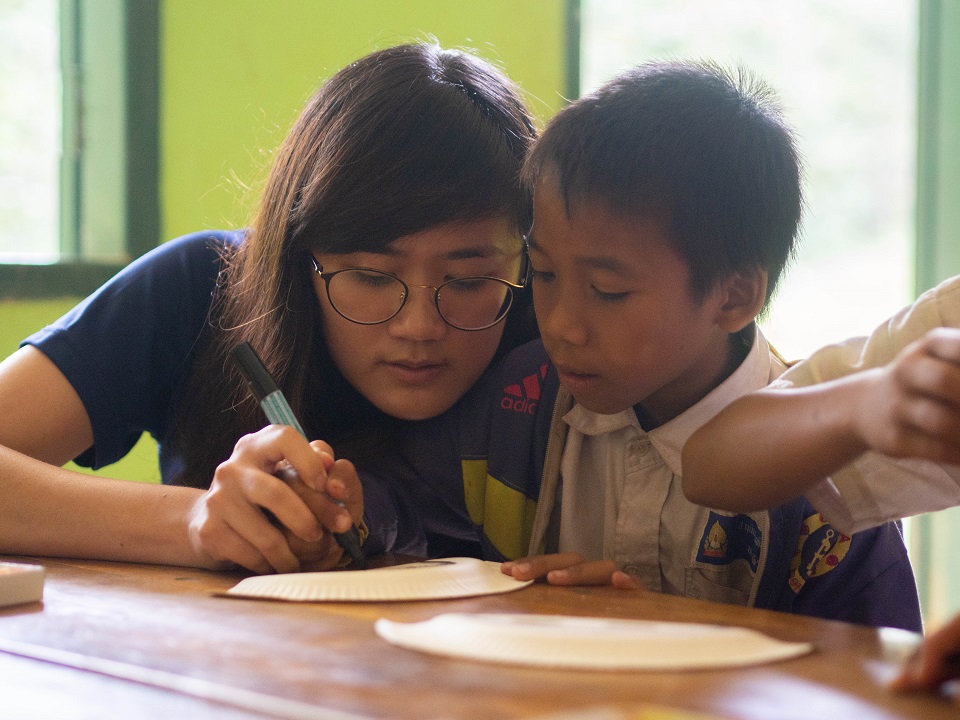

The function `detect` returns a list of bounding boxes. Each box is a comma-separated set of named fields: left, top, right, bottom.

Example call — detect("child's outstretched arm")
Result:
left=682, top=327, right=960, bottom=512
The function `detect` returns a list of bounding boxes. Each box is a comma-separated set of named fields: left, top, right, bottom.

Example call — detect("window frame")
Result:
left=910, top=0, right=960, bottom=624
left=0, top=0, right=159, bottom=299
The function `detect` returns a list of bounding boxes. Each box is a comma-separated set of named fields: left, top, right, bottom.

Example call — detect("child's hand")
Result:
left=890, top=612, right=960, bottom=703
left=501, top=552, right=644, bottom=589
left=186, top=425, right=360, bottom=574
left=855, top=327, right=960, bottom=464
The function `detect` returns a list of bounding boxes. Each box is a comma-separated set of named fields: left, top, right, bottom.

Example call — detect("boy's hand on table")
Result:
left=501, top=552, right=644, bottom=589
left=187, top=426, right=360, bottom=575
left=891, top=612, right=960, bottom=703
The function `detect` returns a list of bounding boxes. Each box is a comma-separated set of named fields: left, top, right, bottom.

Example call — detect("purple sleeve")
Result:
left=792, top=520, right=923, bottom=632
left=754, top=499, right=922, bottom=631
left=22, top=230, right=241, bottom=470
left=359, top=470, right=428, bottom=557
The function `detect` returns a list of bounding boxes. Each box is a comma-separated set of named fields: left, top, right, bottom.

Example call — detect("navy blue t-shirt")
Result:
left=24, top=230, right=235, bottom=479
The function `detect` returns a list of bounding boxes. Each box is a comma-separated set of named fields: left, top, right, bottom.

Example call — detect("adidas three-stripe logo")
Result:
left=500, top=364, right=548, bottom=414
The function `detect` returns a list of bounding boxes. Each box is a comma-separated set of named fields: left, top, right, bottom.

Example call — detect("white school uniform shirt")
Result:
left=554, top=326, right=784, bottom=603
left=779, top=275, right=960, bottom=534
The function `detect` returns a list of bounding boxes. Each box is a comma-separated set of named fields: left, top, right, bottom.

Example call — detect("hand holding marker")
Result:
left=231, top=342, right=366, bottom=569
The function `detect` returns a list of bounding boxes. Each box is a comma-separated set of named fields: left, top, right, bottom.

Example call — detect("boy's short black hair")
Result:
left=524, top=60, right=802, bottom=305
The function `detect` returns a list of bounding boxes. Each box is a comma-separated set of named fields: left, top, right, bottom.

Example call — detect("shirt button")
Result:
left=628, top=439, right=648, bottom=456
left=622, top=564, right=641, bottom=575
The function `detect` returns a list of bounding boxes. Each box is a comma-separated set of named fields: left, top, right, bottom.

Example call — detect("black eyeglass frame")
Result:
left=310, top=254, right=529, bottom=331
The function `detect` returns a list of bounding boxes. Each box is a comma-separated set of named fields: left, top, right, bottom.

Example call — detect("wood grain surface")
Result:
left=0, top=555, right=954, bottom=720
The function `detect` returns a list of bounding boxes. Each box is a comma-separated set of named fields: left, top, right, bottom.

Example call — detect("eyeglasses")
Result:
left=311, top=257, right=528, bottom=331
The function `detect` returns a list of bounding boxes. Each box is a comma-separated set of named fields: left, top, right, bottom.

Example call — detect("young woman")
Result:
left=0, top=43, right=537, bottom=575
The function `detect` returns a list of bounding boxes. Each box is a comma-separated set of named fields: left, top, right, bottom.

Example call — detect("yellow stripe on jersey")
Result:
left=462, top=459, right=488, bottom=526
left=461, top=460, right=538, bottom=560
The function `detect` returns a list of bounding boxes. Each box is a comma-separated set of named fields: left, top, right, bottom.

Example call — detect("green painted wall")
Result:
left=0, top=300, right=77, bottom=360
left=0, top=299, right=162, bottom=482
left=2, top=1, right=570, bottom=484
left=160, top=0, right=570, bottom=241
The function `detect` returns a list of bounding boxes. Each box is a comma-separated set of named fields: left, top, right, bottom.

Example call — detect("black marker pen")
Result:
left=231, top=342, right=366, bottom=569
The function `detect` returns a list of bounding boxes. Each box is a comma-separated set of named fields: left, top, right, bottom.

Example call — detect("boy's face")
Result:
left=528, top=180, right=739, bottom=423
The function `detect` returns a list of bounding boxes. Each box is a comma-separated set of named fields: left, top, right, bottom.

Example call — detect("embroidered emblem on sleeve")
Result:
left=695, top=512, right=762, bottom=572
left=788, top=512, right=851, bottom=593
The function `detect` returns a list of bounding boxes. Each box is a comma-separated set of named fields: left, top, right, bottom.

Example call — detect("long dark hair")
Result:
left=168, top=43, right=538, bottom=487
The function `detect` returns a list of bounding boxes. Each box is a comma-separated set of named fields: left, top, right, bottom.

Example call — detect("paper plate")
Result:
left=225, top=557, right=532, bottom=602
left=374, top=613, right=814, bottom=670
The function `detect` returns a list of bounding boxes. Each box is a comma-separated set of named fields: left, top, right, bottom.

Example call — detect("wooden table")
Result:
left=0, top=555, right=955, bottom=720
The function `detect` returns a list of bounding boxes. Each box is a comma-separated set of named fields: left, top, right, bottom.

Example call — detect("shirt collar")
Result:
left=564, top=404, right=639, bottom=436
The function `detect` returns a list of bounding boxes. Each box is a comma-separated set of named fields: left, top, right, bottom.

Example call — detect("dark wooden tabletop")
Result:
left=0, top=554, right=955, bottom=720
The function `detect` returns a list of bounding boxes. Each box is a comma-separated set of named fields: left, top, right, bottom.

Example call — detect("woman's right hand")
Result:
left=186, top=425, right=362, bottom=574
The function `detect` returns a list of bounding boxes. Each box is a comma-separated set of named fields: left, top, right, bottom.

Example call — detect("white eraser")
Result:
left=0, top=562, right=45, bottom=608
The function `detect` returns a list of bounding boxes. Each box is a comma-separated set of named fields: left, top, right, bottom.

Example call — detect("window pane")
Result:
left=582, top=0, right=917, bottom=360
left=0, top=0, right=60, bottom=263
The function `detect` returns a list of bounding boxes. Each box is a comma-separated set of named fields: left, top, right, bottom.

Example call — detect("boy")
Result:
left=453, top=60, right=922, bottom=629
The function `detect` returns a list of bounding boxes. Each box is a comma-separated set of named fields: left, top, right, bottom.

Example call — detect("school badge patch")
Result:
left=695, top=512, right=762, bottom=572
left=788, top=512, right=851, bottom=593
